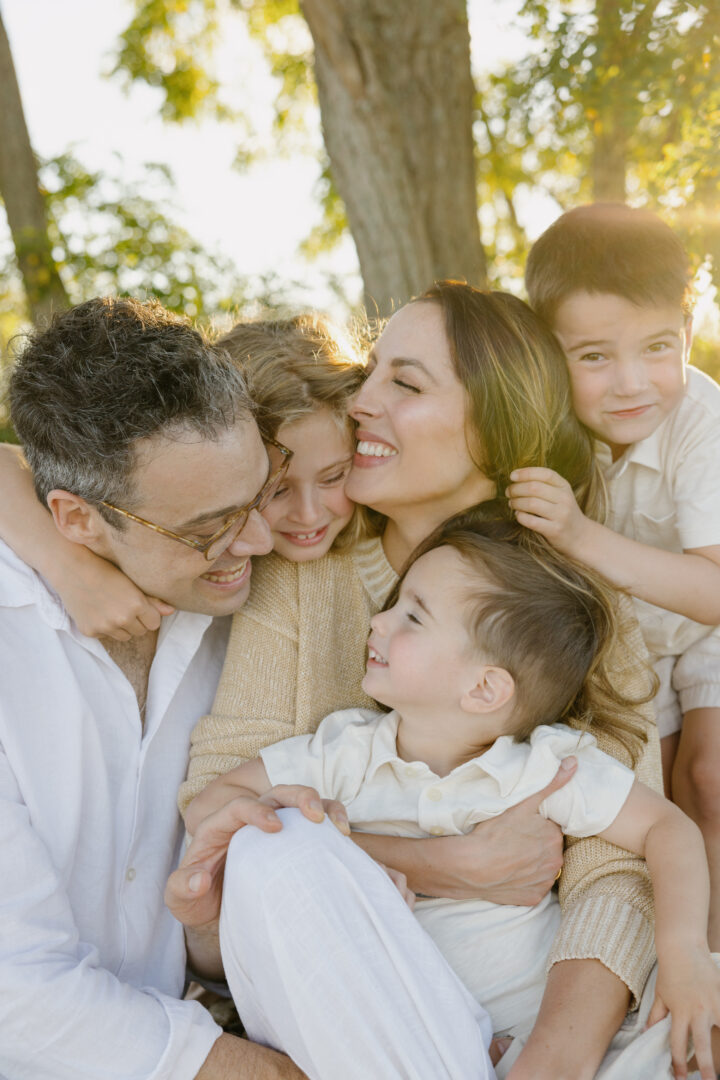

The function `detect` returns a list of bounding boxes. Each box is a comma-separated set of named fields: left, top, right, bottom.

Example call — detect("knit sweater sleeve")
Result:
left=178, top=554, right=302, bottom=815
left=550, top=595, right=662, bottom=1007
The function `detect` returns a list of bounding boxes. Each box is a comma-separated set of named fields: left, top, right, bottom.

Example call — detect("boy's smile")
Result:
left=552, top=291, right=690, bottom=461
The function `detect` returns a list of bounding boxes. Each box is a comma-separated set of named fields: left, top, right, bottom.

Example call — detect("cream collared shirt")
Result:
left=261, top=708, right=635, bottom=1034
left=598, top=365, right=720, bottom=657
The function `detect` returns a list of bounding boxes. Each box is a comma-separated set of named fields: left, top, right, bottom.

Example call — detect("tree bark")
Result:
left=590, top=0, right=629, bottom=202
left=300, top=0, right=485, bottom=316
left=0, top=13, right=68, bottom=324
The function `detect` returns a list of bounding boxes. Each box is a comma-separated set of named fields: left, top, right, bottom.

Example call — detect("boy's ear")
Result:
left=461, top=665, right=515, bottom=714
left=46, top=489, right=107, bottom=544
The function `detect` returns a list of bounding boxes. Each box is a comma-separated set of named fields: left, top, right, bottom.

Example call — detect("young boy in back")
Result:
left=512, top=203, right=720, bottom=948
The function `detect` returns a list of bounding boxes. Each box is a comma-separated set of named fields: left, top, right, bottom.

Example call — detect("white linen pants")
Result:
left=219, top=809, right=496, bottom=1080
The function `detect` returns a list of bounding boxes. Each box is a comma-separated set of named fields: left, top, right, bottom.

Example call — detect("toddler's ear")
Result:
left=461, top=666, right=515, bottom=714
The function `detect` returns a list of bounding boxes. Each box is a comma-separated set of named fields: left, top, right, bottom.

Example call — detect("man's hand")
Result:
left=166, top=786, right=349, bottom=931
left=506, top=467, right=591, bottom=558
left=447, top=756, right=577, bottom=905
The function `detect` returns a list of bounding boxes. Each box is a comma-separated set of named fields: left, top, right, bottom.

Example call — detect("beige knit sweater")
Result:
left=180, top=536, right=662, bottom=1007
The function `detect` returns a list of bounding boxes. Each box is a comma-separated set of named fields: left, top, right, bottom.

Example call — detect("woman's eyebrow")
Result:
left=389, top=356, right=438, bottom=383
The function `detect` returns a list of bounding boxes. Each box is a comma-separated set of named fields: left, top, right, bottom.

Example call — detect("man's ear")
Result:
left=46, top=489, right=107, bottom=545
left=461, top=665, right=515, bottom=714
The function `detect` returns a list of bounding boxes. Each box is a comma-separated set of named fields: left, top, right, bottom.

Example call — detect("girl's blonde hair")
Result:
left=218, top=314, right=366, bottom=552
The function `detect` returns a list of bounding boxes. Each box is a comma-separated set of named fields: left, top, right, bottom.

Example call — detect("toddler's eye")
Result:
left=406, top=612, right=421, bottom=625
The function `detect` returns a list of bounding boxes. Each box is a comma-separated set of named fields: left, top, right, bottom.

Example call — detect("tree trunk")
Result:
left=590, top=0, right=629, bottom=202
left=300, top=0, right=485, bottom=316
left=0, top=13, right=68, bottom=324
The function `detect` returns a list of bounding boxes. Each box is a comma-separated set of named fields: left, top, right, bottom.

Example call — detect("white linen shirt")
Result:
left=261, top=708, right=636, bottom=1034
left=0, top=540, right=228, bottom=1080
left=597, top=364, right=720, bottom=658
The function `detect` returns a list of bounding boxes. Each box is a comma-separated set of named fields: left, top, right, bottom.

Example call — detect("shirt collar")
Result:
left=597, top=412, right=671, bottom=481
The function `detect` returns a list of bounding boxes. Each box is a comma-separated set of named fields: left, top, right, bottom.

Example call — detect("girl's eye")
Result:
left=271, top=486, right=289, bottom=500
left=322, top=467, right=351, bottom=486
left=393, top=377, right=421, bottom=393
left=579, top=352, right=606, bottom=364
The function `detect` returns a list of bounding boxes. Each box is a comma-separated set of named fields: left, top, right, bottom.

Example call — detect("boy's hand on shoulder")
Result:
left=506, top=467, right=592, bottom=557
left=648, top=946, right=720, bottom=1080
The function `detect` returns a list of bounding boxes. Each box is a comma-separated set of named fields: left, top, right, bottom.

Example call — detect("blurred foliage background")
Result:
left=1, top=0, right=719, bottom=440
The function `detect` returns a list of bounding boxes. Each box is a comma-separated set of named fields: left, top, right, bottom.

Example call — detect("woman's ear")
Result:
left=46, top=489, right=106, bottom=544
left=461, top=665, right=515, bottom=714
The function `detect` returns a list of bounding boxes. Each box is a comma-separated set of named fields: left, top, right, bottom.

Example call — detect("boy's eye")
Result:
left=393, top=377, right=421, bottom=393
left=647, top=342, right=669, bottom=354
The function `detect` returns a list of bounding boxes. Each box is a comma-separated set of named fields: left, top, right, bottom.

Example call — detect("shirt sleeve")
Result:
left=537, top=730, right=636, bottom=837
left=261, top=709, right=377, bottom=805
left=671, top=379, right=720, bottom=550
left=550, top=598, right=661, bottom=1007
left=0, top=746, right=221, bottom=1080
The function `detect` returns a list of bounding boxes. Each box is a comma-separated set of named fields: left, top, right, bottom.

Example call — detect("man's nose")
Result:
left=228, top=508, right=273, bottom=557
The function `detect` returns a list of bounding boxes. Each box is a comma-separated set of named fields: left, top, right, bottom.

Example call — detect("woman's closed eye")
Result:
left=392, top=377, right=421, bottom=393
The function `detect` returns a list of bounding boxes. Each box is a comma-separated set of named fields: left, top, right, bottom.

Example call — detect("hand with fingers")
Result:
left=376, top=862, right=416, bottom=910
left=62, top=548, right=175, bottom=640
left=455, top=757, right=577, bottom=906
left=647, top=947, right=720, bottom=1080
left=166, top=784, right=349, bottom=932
left=506, top=467, right=592, bottom=557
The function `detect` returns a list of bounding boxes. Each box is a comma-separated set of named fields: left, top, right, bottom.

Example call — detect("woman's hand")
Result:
left=376, top=862, right=415, bottom=910
left=648, top=947, right=720, bottom=1080
left=506, top=467, right=592, bottom=559
left=445, top=757, right=576, bottom=905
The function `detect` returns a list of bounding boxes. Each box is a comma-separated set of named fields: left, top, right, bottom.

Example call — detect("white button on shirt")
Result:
left=0, top=541, right=227, bottom=1080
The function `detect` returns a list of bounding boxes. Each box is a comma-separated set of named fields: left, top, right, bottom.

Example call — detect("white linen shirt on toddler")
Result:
left=597, top=364, right=720, bottom=660
left=260, top=707, right=636, bottom=1036
left=0, top=540, right=228, bottom=1080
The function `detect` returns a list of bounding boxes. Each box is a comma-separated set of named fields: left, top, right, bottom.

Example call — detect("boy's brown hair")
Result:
left=390, top=509, right=651, bottom=764
left=525, top=203, right=694, bottom=324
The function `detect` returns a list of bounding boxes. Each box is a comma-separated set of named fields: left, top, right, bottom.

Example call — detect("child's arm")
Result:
left=184, top=756, right=350, bottom=838
left=0, top=443, right=174, bottom=638
left=507, top=466, right=720, bottom=624
left=599, top=781, right=720, bottom=1079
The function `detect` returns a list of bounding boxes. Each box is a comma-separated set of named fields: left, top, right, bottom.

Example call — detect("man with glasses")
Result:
left=0, top=297, right=304, bottom=1080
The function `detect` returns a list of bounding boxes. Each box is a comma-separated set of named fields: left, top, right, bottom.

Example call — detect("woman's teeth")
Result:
left=202, top=560, right=248, bottom=584
left=356, top=440, right=397, bottom=458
